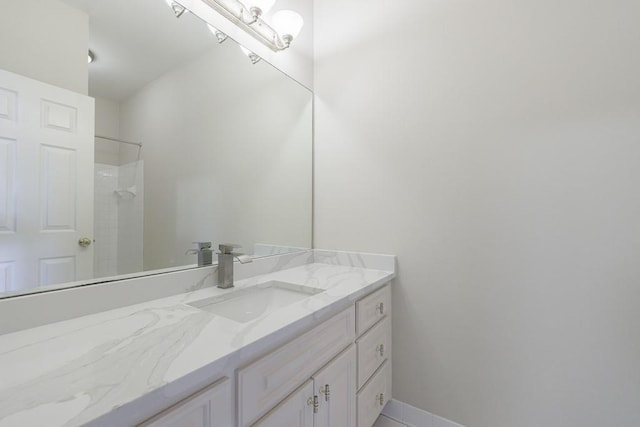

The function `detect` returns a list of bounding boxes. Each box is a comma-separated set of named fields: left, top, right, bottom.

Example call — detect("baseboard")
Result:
left=382, top=399, right=465, bottom=427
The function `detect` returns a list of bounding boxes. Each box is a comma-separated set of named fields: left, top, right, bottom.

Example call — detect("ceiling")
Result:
left=62, top=0, right=222, bottom=101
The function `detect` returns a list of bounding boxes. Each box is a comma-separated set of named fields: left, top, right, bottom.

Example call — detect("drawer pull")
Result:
left=307, top=395, right=319, bottom=413
left=320, top=384, right=330, bottom=401
left=376, top=302, right=385, bottom=315
left=376, top=344, right=385, bottom=357
left=377, top=393, right=385, bottom=406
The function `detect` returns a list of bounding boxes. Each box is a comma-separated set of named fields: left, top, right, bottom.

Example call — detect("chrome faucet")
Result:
left=186, top=242, right=213, bottom=266
left=217, top=243, right=252, bottom=289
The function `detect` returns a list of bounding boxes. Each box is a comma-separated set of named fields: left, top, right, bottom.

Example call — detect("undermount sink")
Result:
left=188, top=281, right=323, bottom=323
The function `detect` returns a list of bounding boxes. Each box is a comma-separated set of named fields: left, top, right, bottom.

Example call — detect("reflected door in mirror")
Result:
left=0, top=69, right=95, bottom=293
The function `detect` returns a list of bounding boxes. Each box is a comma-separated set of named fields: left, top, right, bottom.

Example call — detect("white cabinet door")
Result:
left=314, top=345, right=357, bottom=427
left=253, top=380, right=314, bottom=427
left=0, top=69, right=94, bottom=293
left=139, top=377, right=231, bottom=427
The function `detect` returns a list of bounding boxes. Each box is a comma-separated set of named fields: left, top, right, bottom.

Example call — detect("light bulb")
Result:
left=272, top=10, right=304, bottom=43
left=88, top=51, right=94, bottom=64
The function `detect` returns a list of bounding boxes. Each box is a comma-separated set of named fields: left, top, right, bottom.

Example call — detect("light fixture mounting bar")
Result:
left=200, top=0, right=288, bottom=51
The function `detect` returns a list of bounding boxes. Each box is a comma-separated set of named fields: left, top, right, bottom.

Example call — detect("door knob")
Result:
left=78, top=237, right=92, bottom=247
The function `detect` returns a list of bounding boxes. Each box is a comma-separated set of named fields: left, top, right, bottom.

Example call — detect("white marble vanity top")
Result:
left=0, top=251, right=395, bottom=427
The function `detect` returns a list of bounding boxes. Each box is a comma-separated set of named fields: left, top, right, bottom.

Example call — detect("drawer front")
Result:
left=356, top=316, right=390, bottom=390
left=357, top=360, right=391, bottom=427
left=139, top=377, right=231, bottom=427
left=356, top=284, right=391, bottom=336
left=238, top=306, right=356, bottom=426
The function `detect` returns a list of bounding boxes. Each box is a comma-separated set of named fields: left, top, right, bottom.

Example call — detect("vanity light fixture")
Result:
left=200, top=0, right=304, bottom=51
left=208, top=24, right=228, bottom=43
left=165, top=0, right=186, bottom=18
left=240, top=45, right=261, bottom=64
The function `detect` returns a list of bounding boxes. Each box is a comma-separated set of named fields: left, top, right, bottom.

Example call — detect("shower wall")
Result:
left=117, top=161, right=144, bottom=274
left=93, top=161, right=144, bottom=278
left=94, top=164, right=119, bottom=277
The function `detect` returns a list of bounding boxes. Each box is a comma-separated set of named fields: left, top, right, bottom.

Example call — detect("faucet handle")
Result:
left=193, top=241, right=212, bottom=250
left=219, top=243, right=241, bottom=254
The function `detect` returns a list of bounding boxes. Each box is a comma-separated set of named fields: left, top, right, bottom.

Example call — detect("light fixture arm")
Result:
left=201, top=0, right=297, bottom=51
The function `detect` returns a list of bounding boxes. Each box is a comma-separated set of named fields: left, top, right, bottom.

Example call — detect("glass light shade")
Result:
left=164, top=0, right=186, bottom=17
left=239, top=45, right=261, bottom=64
left=248, top=0, right=276, bottom=16
left=208, top=24, right=228, bottom=43
left=272, top=10, right=304, bottom=40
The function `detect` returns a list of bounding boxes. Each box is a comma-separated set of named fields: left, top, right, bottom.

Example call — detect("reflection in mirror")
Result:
left=0, top=0, right=312, bottom=298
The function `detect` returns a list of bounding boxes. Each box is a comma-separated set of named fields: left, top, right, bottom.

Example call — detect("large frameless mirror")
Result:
left=0, top=0, right=312, bottom=298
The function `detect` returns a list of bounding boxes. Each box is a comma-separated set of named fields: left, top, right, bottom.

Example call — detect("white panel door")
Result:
left=0, top=69, right=94, bottom=292
left=314, top=345, right=357, bottom=427
left=253, top=380, right=314, bottom=427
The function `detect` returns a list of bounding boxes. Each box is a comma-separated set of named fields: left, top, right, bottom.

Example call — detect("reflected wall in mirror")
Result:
left=0, top=0, right=312, bottom=298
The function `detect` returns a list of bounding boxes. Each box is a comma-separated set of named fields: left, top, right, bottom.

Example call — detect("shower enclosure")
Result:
left=94, top=156, right=144, bottom=278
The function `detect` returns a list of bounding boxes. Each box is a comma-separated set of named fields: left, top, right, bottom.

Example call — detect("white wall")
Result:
left=94, top=97, right=121, bottom=165
left=314, top=1, right=640, bottom=426
left=119, top=41, right=312, bottom=271
left=0, top=0, right=88, bottom=94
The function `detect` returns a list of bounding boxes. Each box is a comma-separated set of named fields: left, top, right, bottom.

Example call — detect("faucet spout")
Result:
left=234, top=254, right=253, bottom=264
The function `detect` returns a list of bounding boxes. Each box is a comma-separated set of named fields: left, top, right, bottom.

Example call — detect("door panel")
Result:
left=0, top=87, right=17, bottom=121
left=0, top=261, right=14, bottom=292
left=39, top=256, right=76, bottom=287
left=41, top=100, right=77, bottom=132
left=40, top=145, right=77, bottom=230
left=0, top=137, right=16, bottom=232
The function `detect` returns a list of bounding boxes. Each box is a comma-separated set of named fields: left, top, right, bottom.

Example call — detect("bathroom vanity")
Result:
left=0, top=250, right=395, bottom=427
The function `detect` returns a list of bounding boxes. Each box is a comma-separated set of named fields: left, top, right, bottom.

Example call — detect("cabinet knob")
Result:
left=378, top=393, right=385, bottom=406
left=307, top=395, right=319, bottom=413
left=376, top=302, right=384, bottom=315
left=376, top=344, right=385, bottom=357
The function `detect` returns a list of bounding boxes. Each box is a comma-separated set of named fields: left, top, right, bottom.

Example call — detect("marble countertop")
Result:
left=0, top=256, right=395, bottom=427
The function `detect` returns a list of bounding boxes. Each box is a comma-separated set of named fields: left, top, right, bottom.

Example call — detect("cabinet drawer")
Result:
left=356, top=284, right=390, bottom=336
left=138, top=377, right=231, bottom=427
left=238, top=306, right=355, bottom=426
left=357, top=316, right=390, bottom=390
left=357, top=361, right=391, bottom=427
